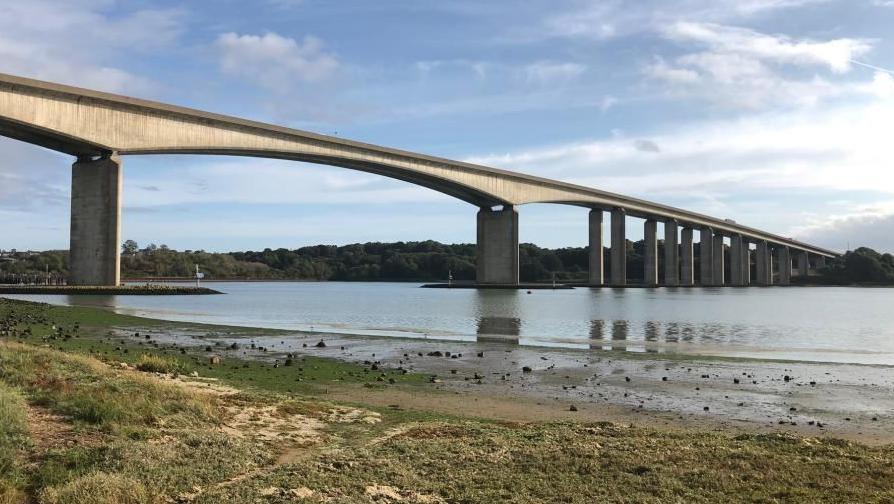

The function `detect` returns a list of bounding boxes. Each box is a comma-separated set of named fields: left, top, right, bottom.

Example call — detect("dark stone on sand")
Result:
left=733, top=378, right=740, bottom=384
left=569, top=405, right=578, bottom=412
left=427, top=351, right=443, bottom=357
left=522, top=366, right=533, bottom=373
left=315, top=340, right=327, bottom=348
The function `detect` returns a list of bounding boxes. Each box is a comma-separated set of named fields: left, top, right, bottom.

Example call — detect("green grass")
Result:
left=0, top=298, right=427, bottom=396
left=0, top=383, right=28, bottom=502
left=195, top=422, right=894, bottom=503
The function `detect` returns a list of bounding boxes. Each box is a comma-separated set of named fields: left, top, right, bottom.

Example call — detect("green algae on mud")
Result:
left=0, top=298, right=428, bottom=396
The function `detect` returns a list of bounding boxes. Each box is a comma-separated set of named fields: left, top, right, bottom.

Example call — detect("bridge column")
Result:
left=644, top=219, right=658, bottom=286
left=756, top=241, right=772, bottom=285
left=730, top=235, right=743, bottom=286
left=712, top=233, right=725, bottom=286
left=700, top=227, right=714, bottom=285
left=69, top=154, right=122, bottom=286
left=476, top=206, right=519, bottom=285
left=797, top=251, right=810, bottom=278
left=610, top=209, right=626, bottom=286
left=776, top=246, right=791, bottom=285
left=588, top=209, right=604, bottom=286
left=681, top=227, right=694, bottom=286
left=816, top=256, right=827, bottom=270
left=664, top=220, right=679, bottom=286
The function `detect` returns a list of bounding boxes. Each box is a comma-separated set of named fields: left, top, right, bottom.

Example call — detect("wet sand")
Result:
left=131, top=327, right=894, bottom=445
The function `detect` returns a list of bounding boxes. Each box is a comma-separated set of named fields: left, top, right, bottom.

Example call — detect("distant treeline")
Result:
left=1, top=241, right=893, bottom=285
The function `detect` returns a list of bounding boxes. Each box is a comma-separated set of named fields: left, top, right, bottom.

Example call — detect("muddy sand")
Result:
left=129, top=327, right=894, bottom=445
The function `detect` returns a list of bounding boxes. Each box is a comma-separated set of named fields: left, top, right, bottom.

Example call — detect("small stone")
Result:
left=209, top=355, right=222, bottom=365
left=315, top=340, right=327, bottom=348
left=703, top=406, right=710, bottom=411
left=522, top=366, right=533, bottom=373
left=569, top=404, right=578, bottom=412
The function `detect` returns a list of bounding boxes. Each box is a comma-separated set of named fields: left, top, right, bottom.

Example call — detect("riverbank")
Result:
left=1, top=298, right=893, bottom=502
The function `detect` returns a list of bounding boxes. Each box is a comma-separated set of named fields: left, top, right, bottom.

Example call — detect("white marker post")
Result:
left=195, top=264, right=205, bottom=288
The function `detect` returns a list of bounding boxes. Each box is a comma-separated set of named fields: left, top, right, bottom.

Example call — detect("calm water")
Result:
left=4, top=282, right=894, bottom=365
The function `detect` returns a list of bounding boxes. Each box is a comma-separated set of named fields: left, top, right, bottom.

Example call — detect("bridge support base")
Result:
left=700, top=228, right=714, bottom=285
left=69, top=154, right=122, bottom=286
left=776, top=246, right=792, bottom=285
left=476, top=206, right=519, bottom=285
left=712, top=233, right=725, bottom=286
left=644, top=220, right=658, bottom=286
left=664, top=220, right=679, bottom=286
left=588, top=210, right=604, bottom=286
left=610, top=209, right=626, bottom=286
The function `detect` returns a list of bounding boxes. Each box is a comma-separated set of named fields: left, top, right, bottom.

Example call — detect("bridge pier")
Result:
left=776, top=246, right=792, bottom=285
left=664, top=220, right=679, bottom=286
left=69, top=154, right=122, bottom=286
left=712, top=233, right=725, bottom=286
left=700, top=227, right=714, bottom=285
left=681, top=227, right=694, bottom=286
left=756, top=241, right=772, bottom=285
left=730, top=235, right=743, bottom=286
left=610, top=209, right=626, bottom=286
left=588, top=209, right=604, bottom=286
left=797, top=251, right=810, bottom=278
left=644, top=219, right=658, bottom=286
left=476, top=206, right=519, bottom=285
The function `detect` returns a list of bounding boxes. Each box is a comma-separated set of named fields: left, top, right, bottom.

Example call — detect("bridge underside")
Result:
left=0, top=72, right=838, bottom=287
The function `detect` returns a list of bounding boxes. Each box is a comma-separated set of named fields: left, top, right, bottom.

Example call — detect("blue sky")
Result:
left=1, top=0, right=893, bottom=252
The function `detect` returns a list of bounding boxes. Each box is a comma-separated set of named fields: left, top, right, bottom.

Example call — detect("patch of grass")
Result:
left=0, top=384, right=28, bottom=475
left=134, top=354, right=187, bottom=375
left=0, top=384, right=28, bottom=501
left=198, top=421, right=894, bottom=503
left=0, top=342, right=215, bottom=431
left=39, top=472, right=153, bottom=504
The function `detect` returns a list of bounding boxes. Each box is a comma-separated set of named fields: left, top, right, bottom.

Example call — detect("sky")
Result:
left=1, top=0, right=893, bottom=252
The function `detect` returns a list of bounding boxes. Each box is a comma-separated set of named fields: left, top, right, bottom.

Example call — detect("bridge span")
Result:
left=0, top=73, right=838, bottom=286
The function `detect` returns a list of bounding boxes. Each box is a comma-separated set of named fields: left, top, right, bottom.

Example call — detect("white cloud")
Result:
left=863, top=71, right=894, bottom=98
left=529, top=0, right=830, bottom=42
left=216, top=32, right=339, bottom=92
left=523, top=62, right=587, bottom=85
left=644, top=57, right=702, bottom=84
left=0, top=1, right=184, bottom=94
left=795, top=205, right=894, bottom=252
left=644, top=22, right=878, bottom=109
left=663, top=22, right=872, bottom=73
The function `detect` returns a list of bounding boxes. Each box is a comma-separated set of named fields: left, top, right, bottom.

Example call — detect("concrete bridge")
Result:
left=0, top=73, right=838, bottom=286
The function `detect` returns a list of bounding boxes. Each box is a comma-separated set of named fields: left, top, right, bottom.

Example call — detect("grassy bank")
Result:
left=1, top=298, right=893, bottom=502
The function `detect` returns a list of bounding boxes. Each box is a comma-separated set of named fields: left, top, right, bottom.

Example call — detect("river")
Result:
left=3, top=282, right=893, bottom=365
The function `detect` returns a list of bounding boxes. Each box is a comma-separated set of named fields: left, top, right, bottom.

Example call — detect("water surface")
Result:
left=4, top=282, right=893, bottom=365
